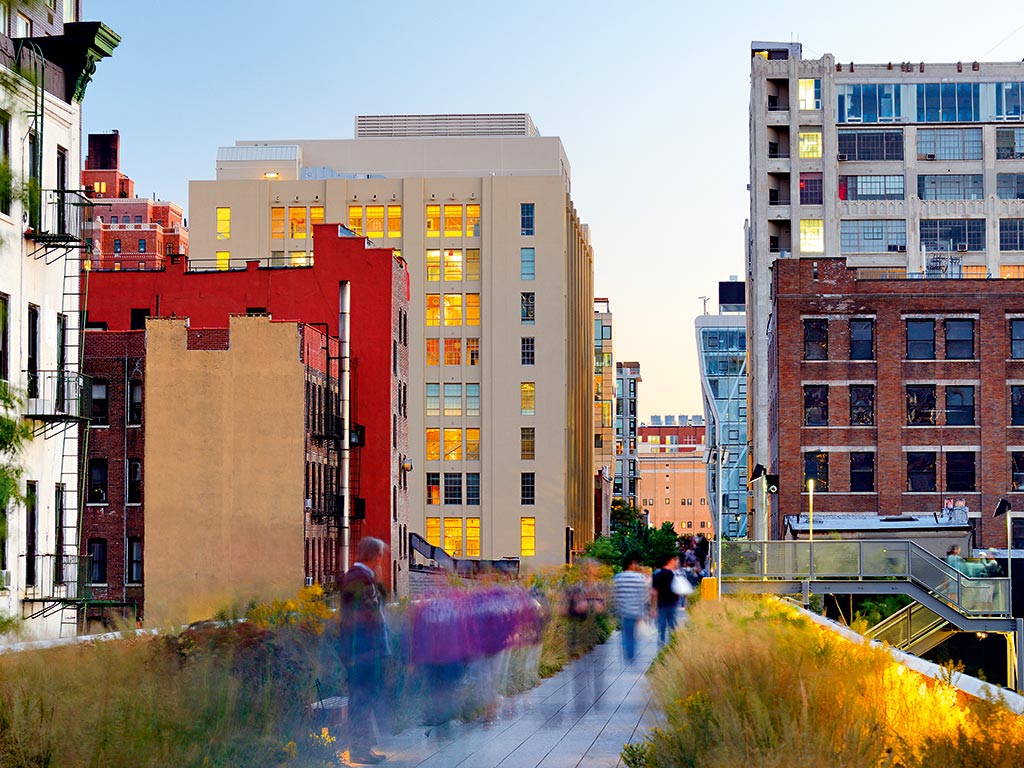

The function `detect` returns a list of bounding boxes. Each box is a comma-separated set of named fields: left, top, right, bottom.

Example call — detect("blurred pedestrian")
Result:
left=612, top=554, right=648, bottom=664
left=651, top=553, right=684, bottom=648
left=564, top=559, right=607, bottom=657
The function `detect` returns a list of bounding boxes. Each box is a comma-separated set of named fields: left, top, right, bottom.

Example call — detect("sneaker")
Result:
left=349, top=749, right=385, bottom=764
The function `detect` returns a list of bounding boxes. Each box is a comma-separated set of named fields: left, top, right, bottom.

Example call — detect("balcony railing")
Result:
left=23, top=370, right=91, bottom=423
left=22, top=553, right=93, bottom=601
left=26, top=189, right=91, bottom=245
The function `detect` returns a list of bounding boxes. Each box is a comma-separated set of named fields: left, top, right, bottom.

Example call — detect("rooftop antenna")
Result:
left=699, top=296, right=709, bottom=315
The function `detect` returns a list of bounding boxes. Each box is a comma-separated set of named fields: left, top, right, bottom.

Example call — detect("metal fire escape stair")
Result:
left=867, top=601, right=957, bottom=656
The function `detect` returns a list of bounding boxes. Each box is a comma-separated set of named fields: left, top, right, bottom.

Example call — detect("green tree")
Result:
left=0, top=379, right=30, bottom=634
left=610, top=497, right=641, bottom=530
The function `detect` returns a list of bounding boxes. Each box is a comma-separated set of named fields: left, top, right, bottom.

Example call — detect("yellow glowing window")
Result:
left=798, top=79, right=821, bottom=110
left=521, top=427, right=535, bottom=460
left=1001, top=265, right=1024, bottom=278
left=466, top=204, right=481, bottom=237
left=387, top=205, right=402, bottom=238
left=444, top=338, right=461, bottom=366
left=93, top=181, right=106, bottom=194
left=289, top=207, right=307, bottom=239
left=466, top=518, right=480, bottom=557
left=444, top=518, right=463, bottom=557
left=444, top=249, right=463, bottom=281
left=310, top=206, right=325, bottom=237
left=426, top=204, right=440, bottom=238
left=520, top=517, right=536, bottom=557
left=466, top=338, right=480, bottom=366
left=426, top=338, right=440, bottom=366
left=426, top=250, right=441, bottom=282
left=348, top=206, right=363, bottom=236
left=444, top=428, right=462, bottom=461
left=466, top=249, right=480, bottom=281
left=271, top=207, right=285, bottom=239
left=216, top=207, right=230, bottom=240
left=798, top=130, right=823, bottom=159
left=426, top=517, right=441, bottom=546
left=290, top=251, right=310, bottom=266
left=444, top=205, right=463, bottom=237
left=466, top=428, right=480, bottom=461
left=426, top=294, right=441, bottom=326
left=365, top=205, right=384, bottom=238
left=426, top=428, right=441, bottom=461
left=443, top=294, right=463, bottom=326
left=216, top=251, right=230, bottom=271
left=800, top=219, right=824, bottom=253
left=466, top=294, right=480, bottom=326
left=521, top=382, right=536, bottom=415
left=601, top=401, right=612, bottom=427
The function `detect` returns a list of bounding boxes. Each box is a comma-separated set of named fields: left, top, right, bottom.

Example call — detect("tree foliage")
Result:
left=586, top=500, right=684, bottom=570
left=0, top=380, right=31, bottom=547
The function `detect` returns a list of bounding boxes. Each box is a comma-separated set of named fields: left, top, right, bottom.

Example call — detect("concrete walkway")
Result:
left=376, top=624, right=659, bottom=767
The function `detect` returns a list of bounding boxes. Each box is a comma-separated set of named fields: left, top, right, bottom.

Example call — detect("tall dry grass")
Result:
left=626, top=597, right=1024, bottom=768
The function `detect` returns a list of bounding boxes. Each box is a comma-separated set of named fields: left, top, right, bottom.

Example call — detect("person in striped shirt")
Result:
left=612, top=554, right=649, bottom=663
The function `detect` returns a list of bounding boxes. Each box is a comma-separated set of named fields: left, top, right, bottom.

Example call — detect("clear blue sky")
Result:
left=83, top=0, right=1024, bottom=418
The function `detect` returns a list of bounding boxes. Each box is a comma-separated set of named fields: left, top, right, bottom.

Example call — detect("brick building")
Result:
left=81, top=229, right=410, bottom=613
left=638, top=418, right=710, bottom=533
left=81, top=131, right=187, bottom=270
left=770, top=256, right=1024, bottom=549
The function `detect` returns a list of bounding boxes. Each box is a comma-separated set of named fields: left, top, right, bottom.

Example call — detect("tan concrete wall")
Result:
left=639, top=452, right=712, bottom=534
left=144, top=316, right=305, bottom=626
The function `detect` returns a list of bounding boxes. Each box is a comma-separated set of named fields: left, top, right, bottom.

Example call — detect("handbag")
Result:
left=671, top=572, right=694, bottom=597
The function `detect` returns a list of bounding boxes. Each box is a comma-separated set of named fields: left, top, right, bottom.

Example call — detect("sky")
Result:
left=82, top=0, right=1024, bottom=419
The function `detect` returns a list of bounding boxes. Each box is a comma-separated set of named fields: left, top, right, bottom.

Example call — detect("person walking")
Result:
left=339, top=537, right=390, bottom=765
left=612, top=554, right=649, bottom=664
left=651, top=553, right=682, bottom=648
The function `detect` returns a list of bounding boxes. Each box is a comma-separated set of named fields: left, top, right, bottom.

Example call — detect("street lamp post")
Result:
left=807, top=478, right=815, bottom=542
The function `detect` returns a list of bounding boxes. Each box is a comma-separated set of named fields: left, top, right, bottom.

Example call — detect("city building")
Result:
left=0, top=3, right=118, bottom=639
left=81, top=131, right=188, bottom=270
left=770, top=256, right=1024, bottom=550
left=593, top=298, right=614, bottom=537
left=696, top=285, right=749, bottom=538
left=748, top=43, right=1024, bottom=543
left=80, top=229, right=410, bottom=605
left=615, top=362, right=641, bottom=506
left=186, top=114, right=595, bottom=564
left=638, top=416, right=709, bottom=532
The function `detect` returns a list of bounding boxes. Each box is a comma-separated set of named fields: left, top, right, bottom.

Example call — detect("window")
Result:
left=800, top=219, right=824, bottom=253
left=466, top=428, right=480, bottom=460
left=945, top=319, right=974, bottom=359
left=850, top=319, right=874, bottom=360
left=1012, top=319, right=1024, bottom=358
left=918, top=174, right=984, bottom=200
left=426, top=294, right=440, bottom=326
left=443, top=383, right=461, bottom=417
left=838, top=129, right=904, bottom=161
left=426, top=472, right=440, bottom=505
left=521, top=203, right=535, bottom=236
left=426, top=204, right=440, bottom=237
left=426, top=517, right=441, bottom=546
left=520, top=247, right=536, bottom=280
left=216, top=207, right=230, bottom=240
left=836, top=83, right=902, bottom=122
left=365, top=206, right=384, bottom=238
left=444, top=249, right=462, bottom=281
left=125, top=458, right=143, bottom=505
left=138, top=239, right=147, bottom=253
left=803, top=319, right=828, bottom=360
left=1013, top=386, right=1024, bottom=425
left=113, top=238, right=121, bottom=253
left=920, top=219, right=985, bottom=252
left=87, top=458, right=108, bottom=503
left=465, top=384, right=480, bottom=417
left=443, top=517, right=463, bottom=556
left=907, top=385, right=937, bottom=425
left=87, top=538, right=107, bottom=584
left=465, top=516, right=480, bottom=555
left=917, top=128, right=982, bottom=160
left=443, top=294, right=462, bottom=326
left=289, top=207, right=307, bottom=238
left=521, top=474, right=536, bottom=505
left=216, top=251, right=230, bottom=271
left=465, top=248, right=480, bottom=281
left=521, top=427, right=535, bottom=460
left=521, top=337, right=535, bottom=365
left=906, top=319, right=935, bottom=360
left=15, top=12, right=30, bottom=37
left=387, top=205, right=402, bottom=238
left=426, top=384, right=440, bottom=417
left=850, top=385, right=875, bottom=425
left=803, top=385, right=828, bottom=426
left=443, top=428, right=462, bottom=461
left=444, top=473, right=462, bottom=505
left=1014, top=453, right=1024, bottom=491
left=520, top=517, right=536, bottom=556
left=521, top=292, right=535, bottom=324
left=798, top=78, right=821, bottom=110
left=426, top=338, right=440, bottom=366
left=998, top=126, right=1024, bottom=159
left=521, top=382, right=535, bottom=415
left=444, top=338, right=461, bottom=366
left=466, top=205, right=481, bottom=237
left=839, top=220, right=906, bottom=253
left=850, top=453, right=875, bottom=492
left=0, top=293, right=8, bottom=380
left=945, top=386, right=975, bottom=426
left=426, top=428, right=440, bottom=460
left=466, top=294, right=480, bottom=326
left=947, top=451, right=976, bottom=492
left=798, top=130, right=822, bottom=158
left=346, top=205, right=363, bottom=236
left=444, top=205, right=463, bottom=237
left=310, top=206, right=324, bottom=233
left=838, top=175, right=904, bottom=201
left=804, top=451, right=829, bottom=492
left=271, top=207, right=285, bottom=239
left=91, top=380, right=109, bottom=426
left=799, top=173, right=823, bottom=205
left=1002, top=220, right=1024, bottom=251
left=916, top=84, right=980, bottom=122
left=466, top=338, right=480, bottom=366
left=127, top=537, right=142, bottom=584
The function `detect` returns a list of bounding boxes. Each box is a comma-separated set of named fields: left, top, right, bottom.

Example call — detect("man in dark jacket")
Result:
left=340, top=537, right=389, bottom=765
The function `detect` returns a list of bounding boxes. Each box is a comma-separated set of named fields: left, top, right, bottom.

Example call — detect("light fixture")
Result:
left=274, top=195, right=280, bottom=203
left=314, top=194, right=320, bottom=201
left=470, top=192, right=476, bottom=200
left=749, top=464, right=767, bottom=483
left=430, top=193, right=436, bottom=200
left=293, top=195, right=299, bottom=202
left=391, top=193, right=397, bottom=201
left=372, top=193, right=378, bottom=200
left=449, top=193, right=456, bottom=200
left=402, top=460, right=413, bottom=472
left=351, top=194, right=358, bottom=201
left=263, top=171, right=279, bottom=180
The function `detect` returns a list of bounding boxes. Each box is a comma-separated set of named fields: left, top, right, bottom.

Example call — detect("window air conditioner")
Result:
left=898, top=245, right=907, bottom=252
left=837, top=153, right=849, bottom=161
left=925, top=153, right=937, bottom=160
left=305, top=576, right=314, bottom=587
left=957, top=243, right=969, bottom=252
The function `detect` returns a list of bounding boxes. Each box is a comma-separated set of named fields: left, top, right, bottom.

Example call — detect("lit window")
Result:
left=444, top=338, right=461, bottom=366
left=800, top=219, right=824, bottom=253
left=466, top=383, right=480, bottom=416
left=444, top=517, right=463, bottom=556
left=310, top=206, right=324, bottom=235
left=521, top=382, right=536, bottom=415
left=798, top=130, right=823, bottom=159
left=216, top=251, right=230, bottom=271
left=520, top=517, right=535, bottom=555
left=347, top=206, right=362, bottom=236
left=444, top=428, right=462, bottom=461
left=466, top=517, right=481, bottom=555
left=443, top=294, right=462, bottom=326
left=466, top=428, right=480, bottom=460
left=426, top=250, right=441, bottom=282
left=466, top=338, right=480, bottom=366
left=426, top=204, right=440, bottom=238
left=216, top=207, right=230, bottom=240
left=466, top=249, right=480, bottom=281
left=521, top=427, right=535, bottom=460
left=798, top=78, right=821, bottom=110
left=444, top=249, right=463, bottom=281
left=426, top=383, right=440, bottom=417
left=387, top=205, right=402, bottom=238
left=426, top=428, right=440, bottom=460
left=444, top=205, right=463, bottom=237
left=271, top=207, right=285, bottom=239
left=426, top=338, right=439, bottom=366
left=365, top=206, right=384, bottom=238
left=426, top=294, right=440, bottom=326
left=520, top=248, right=535, bottom=280
left=426, top=517, right=441, bottom=546
left=466, top=294, right=480, bottom=326
left=289, top=207, right=307, bottom=239
left=466, top=204, right=481, bottom=237
left=444, top=383, right=462, bottom=417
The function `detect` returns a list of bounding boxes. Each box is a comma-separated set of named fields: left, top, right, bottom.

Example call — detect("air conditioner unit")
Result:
left=898, top=245, right=907, bottom=252
left=837, top=153, right=849, bottom=161
left=304, top=576, right=314, bottom=587
left=305, top=498, right=312, bottom=509
left=925, top=153, right=937, bottom=160
left=957, top=243, right=969, bottom=252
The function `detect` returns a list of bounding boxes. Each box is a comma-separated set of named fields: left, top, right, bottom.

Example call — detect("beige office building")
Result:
left=188, top=114, right=595, bottom=566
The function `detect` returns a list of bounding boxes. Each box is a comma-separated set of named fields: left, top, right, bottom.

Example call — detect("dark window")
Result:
left=907, top=452, right=937, bottom=492
left=91, top=380, right=109, bottom=426
left=1012, top=319, right=1024, bottom=359
left=850, top=385, right=875, bottom=425
left=837, top=129, right=904, bottom=161
left=521, top=292, right=535, bottom=324
left=24, top=481, right=36, bottom=586
left=906, top=319, right=935, bottom=360
left=849, top=318, right=874, bottom=360
left=87, top=538, right=107, bottom=584
left=128, top=381, right=143, bottom=425
left=130, top=308, right=150, bottom=331
left=919, top=219, right=985, bottom=252
left=1001, top=219, right=1024, bottom=251
left=54, top=484, right=64, bottom=583
left=87, top=458, right=108, bottom=503
left=138, top=239, right=146, bottom=253
left=945, top=386, right=975, bottom=426
left=127, top=458, right=142, bottom=505
left=0, top=292, right=8, bottom=381
left=521, top=472, right=536, bottom=505
left=907, top=385, right=936, bottom=425
left=1012, top=452, right=1024, bottom=491
left=0, top=117, right=9, bottom=215
left=946, top=451, right=976, bottom=492
left=804, top=451, right=829, bottom=491
left=27, top=304, right=39, bottom=397
left=127, top=537, right=143, bottom=584
left=466, top=473, right=480, bottom=505
left=1013, top=386, right=1024, bottom=425
left=803, top=319, right=828, bottom=360
left=426, top=472, right=440, bottom=505
left=804, top=385, right=829, bottom=426
left=444, top=473, right=462, bottom=505
left=799, top=172, right=823, bottom=205
left=521, top=337, right=535, bottom=365
left=850, top=453, right=875, bottom=492
left=113, top=239, right=121, bottom=253
left=945, top=319, right=974, bottom=359
left=520, top=203, right=535, bottom=236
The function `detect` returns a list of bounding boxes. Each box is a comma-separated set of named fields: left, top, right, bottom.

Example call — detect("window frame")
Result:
left=906, top=319, right=936, bottom=360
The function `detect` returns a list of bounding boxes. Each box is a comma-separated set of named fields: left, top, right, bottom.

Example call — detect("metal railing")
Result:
left=722, top=539, right=1010, bottom=617
left=869, top=601, right=950, bottom=651
left=27, top=189, right=91, bottom=243
left=22, top=553, right=93, bottom=601
left=23, top=370, right=91, bottom=422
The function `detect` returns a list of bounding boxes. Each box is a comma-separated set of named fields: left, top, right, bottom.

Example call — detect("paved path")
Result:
left=376, top=624, right=659, bottom=767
